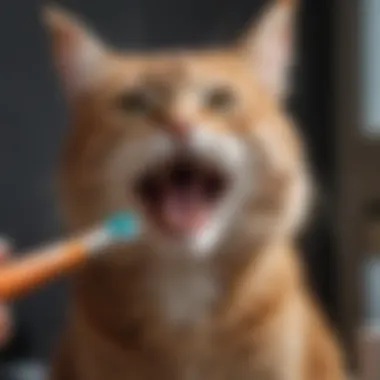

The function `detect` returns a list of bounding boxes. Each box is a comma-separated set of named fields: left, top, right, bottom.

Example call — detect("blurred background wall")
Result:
left=0, top=0, right=336, bottom=366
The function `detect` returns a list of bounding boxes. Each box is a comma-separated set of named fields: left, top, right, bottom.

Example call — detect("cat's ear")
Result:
left=42, top=5, right=107, bottom=97
left=237, top=0, right=298, bottom=98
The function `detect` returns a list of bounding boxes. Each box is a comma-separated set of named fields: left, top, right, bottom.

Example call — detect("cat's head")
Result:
left=44, top=0, right=311, bottom=258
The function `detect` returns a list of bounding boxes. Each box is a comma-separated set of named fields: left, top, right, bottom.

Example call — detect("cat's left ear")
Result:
left=42, top=5, right=107, bottom=99
left=237, top=0, right=298, bottom=98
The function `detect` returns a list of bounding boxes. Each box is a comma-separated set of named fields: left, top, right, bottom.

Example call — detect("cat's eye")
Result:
left=118, top=89, right=152, bottom=114
left=204, top=87, right=236, bottom=111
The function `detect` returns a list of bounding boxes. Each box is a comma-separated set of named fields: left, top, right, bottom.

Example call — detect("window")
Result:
left=361, top=0, right=380, bottom=135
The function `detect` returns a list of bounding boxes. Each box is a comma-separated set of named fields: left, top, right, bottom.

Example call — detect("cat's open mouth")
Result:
left=134, top=153, right=230, bottom=235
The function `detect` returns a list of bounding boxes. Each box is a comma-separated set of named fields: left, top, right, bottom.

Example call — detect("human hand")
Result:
left=0, top=238, right=13, bottom=349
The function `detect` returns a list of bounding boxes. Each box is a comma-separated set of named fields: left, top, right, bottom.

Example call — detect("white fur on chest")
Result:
left=151, top=258, right=219, bottom=326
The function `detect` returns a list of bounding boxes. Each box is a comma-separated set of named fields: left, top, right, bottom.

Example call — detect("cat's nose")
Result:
left=165, top=120, right=191, bottom=141
left=154, top=105, right=192, bottom=140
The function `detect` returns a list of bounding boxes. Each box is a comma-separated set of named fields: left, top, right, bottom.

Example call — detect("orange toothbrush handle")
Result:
left=0, top=241, right=86, bottom=300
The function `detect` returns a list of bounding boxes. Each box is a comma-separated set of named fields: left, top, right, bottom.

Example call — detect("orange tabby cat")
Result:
left=43, top=1, right=346, bottom=379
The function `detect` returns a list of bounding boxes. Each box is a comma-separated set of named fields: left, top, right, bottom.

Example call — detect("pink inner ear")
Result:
left=249, top=4, right=294, bottom=97
left=56, top=36, right=77, bottom=94
left=46, top=8, right=106, bottom=98
left=52, top=24, right=79, bottom=90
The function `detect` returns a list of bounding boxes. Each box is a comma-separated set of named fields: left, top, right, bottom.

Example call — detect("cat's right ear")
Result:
left=235, top=0, right=298, bottom=99
left=42, top=5, right=107, bottom=98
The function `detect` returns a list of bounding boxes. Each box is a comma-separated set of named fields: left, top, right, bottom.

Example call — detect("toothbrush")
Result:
left=0, top=212, right=141, bottom=300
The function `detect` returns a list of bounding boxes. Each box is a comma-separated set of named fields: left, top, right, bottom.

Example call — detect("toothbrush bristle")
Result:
left=104, top=212, right=140, bottom=240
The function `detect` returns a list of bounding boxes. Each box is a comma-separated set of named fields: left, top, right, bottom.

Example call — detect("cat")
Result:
left=43, top=0, right=347, bottom=379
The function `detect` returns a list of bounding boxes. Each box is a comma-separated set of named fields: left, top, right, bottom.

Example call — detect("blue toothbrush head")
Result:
left=104, top=211, right=141, bottom=240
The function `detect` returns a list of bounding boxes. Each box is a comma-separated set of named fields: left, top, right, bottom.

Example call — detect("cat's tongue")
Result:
left=160, top=186, right=209, bottom=234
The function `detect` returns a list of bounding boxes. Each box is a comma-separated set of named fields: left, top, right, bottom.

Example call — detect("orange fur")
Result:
left=43, top=1, right=346, bottom=379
